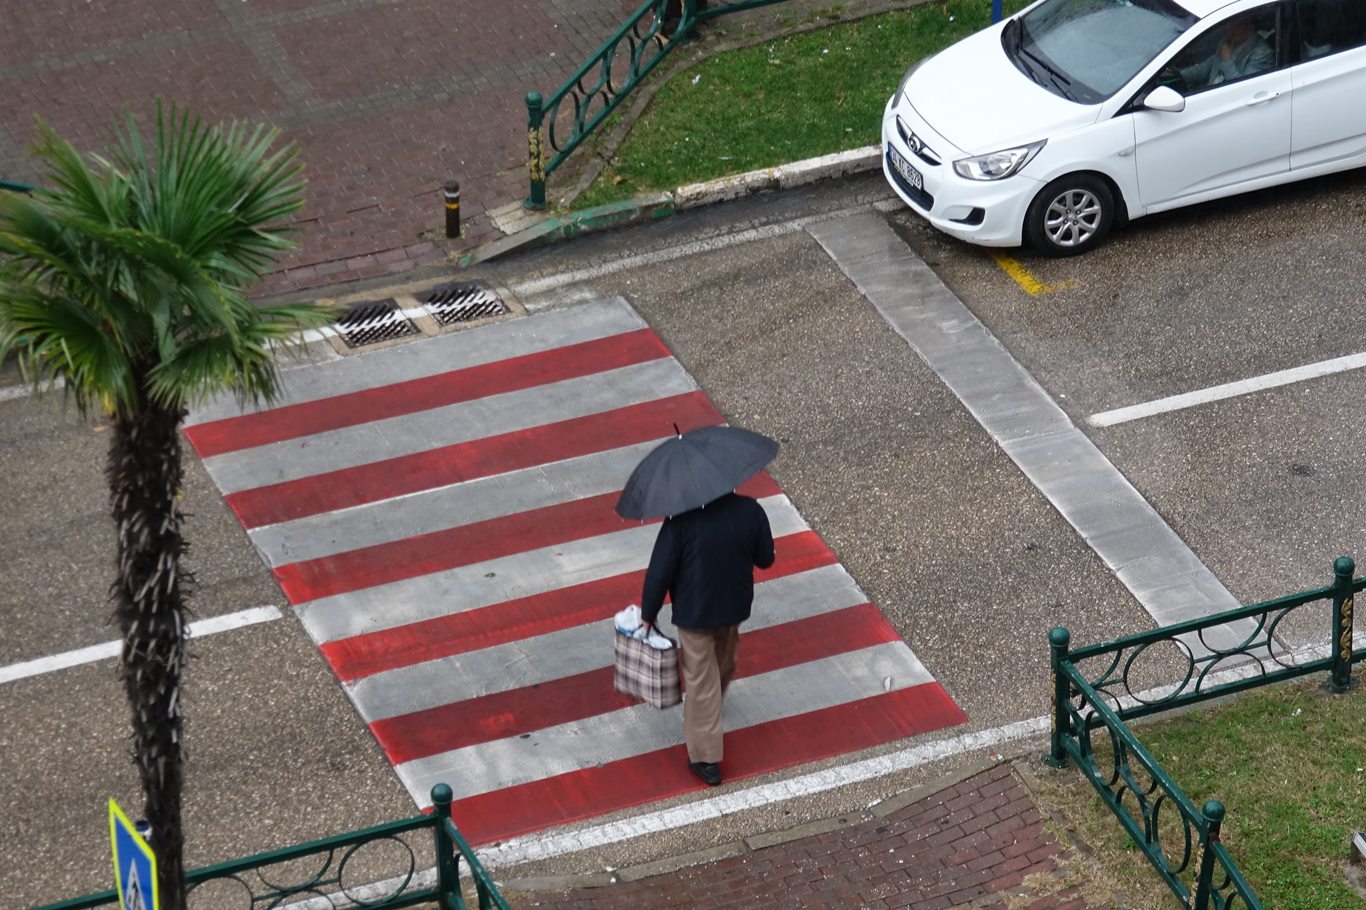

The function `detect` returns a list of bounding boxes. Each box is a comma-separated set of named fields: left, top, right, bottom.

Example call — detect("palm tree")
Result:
left=0, top=106, right=331, bottom=907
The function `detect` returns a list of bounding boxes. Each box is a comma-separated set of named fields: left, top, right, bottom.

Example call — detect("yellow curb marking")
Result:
left=990, top=253, right=1078, bottom=296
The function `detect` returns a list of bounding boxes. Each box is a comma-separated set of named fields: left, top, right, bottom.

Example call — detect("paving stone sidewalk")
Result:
left=0, top=0, right=640, bottom=298
left=506, top=761, right=1117, bottom=910
left=3, top=0, right=936, bottom=300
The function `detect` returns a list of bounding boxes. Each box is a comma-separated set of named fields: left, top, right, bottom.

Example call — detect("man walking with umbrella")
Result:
left=617, top=425, right=777, bottom=787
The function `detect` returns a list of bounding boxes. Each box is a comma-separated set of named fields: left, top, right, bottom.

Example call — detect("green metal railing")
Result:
left=34, top=784, right=508, bottom=910
left=525, top=0, right=787, bottom=208
left=1048, top=556, right=1363, bottom=909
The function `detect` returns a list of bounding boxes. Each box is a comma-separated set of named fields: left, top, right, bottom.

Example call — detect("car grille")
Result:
left=895, top=116, right=941, bottom=166
left=885, top=150, right=935, bottom=211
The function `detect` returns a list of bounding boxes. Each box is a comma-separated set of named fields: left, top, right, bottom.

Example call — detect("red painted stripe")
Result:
left=225, top=391, right=721, bottom=529
left=276, top=471, right=781, bottom=604
left=438, top=684, right=968, bottom=845
left=323, top=530, right=837, bottom=681
left=372, top=602, right=901, bottom=764
left=185, top=329, right=669, bottom=458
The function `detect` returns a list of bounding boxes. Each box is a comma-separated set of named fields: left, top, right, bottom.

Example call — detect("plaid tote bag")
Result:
left=613, top=629, right=682, bottom=709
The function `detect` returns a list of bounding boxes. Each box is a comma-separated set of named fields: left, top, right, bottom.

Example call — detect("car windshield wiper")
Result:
left=1018, top=45, right=1077, bottom=100
left=1004, top=19, right=1048, bottom=87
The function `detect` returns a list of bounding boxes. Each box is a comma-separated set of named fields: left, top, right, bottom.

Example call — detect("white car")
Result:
left=882, top=0, right=1366, bottom=255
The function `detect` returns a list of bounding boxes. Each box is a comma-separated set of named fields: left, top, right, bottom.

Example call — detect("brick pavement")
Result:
left=3, top=0, right=940, bottom=300
left=507, top=762, right=1119, bottom=910
left=0, top=0, right=638, bottom=297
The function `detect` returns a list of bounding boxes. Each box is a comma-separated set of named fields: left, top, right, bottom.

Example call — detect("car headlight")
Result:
left=953, top=141, right=1046, bottom=181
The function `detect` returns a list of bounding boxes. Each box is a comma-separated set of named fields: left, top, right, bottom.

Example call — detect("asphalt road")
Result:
left=4, top=167, right=1364, bottom=904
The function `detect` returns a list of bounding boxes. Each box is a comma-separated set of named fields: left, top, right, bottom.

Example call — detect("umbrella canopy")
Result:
left=616, top=424, right=779, bottom=520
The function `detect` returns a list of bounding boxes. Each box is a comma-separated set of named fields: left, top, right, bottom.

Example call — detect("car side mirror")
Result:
left=1144, top=85, right=1186, bottom=113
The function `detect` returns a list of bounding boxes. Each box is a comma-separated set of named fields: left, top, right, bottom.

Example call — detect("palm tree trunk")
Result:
left=108, top=391, right=191, bottom=909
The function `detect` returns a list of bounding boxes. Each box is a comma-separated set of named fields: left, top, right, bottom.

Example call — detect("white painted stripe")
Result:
left=511, top=202, right=896, bottom=300
left=250, top=441, right=668, bottom=566
left=185, top=297, right=646, bottom=425
left=201, top=358, right=698, bottom=494
left=295, top=493, right=808, bottom=644
left=185, top=605, right=283, bottom=637
left=348, top=564, right=866, bottom=721
left=1088, top=350, right=1366, bottom=427
left=809, top=212, right=1246, bottom=631
left=396, top=642, right=932, bottom=803
left=0, top=376, right=64, bottom=402
left=0, top=606, right=282, bottom=685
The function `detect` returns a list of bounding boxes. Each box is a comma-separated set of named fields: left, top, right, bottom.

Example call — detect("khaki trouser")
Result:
left=677, top=625, right=739, bottom=764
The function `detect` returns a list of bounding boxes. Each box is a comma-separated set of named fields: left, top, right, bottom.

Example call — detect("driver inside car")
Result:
left=1175, top=13, right=1275, bottom=87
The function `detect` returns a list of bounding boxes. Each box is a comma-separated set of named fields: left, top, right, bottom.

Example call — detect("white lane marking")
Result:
left=349, top=564, right=863, bottom=721
left=250, top=440, right=667, bottom=566
left=295, top=493, right=808, bottom=645
left=809, top=212, right=1246, bottom=630
left=187, top=297, right=645, bottom=426
left=509, top=197, right=900, bottom=299
left=1088, top=350, right=1366, bottom=427
left=0, top=606, right=282, bottom=685
left=201, top=358, right=697, bottom=494
left=396, top=643, right=931, bottom=804
left=0, top=378, right=64, bottom=402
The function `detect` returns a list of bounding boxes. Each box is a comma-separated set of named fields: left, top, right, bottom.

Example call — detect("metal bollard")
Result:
left=1046, top=627, right=1071, bottom=767
left=525, top=92, right=546, bottom=209
left=443, top=182, right=461, bottom=239
left=1330, top=555, right=1356, bottom=693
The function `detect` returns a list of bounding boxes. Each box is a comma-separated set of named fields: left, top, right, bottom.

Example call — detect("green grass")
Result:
left=575, top=0, right=1029, bottom=208
left=1037, top=679, right=1366, bottom=910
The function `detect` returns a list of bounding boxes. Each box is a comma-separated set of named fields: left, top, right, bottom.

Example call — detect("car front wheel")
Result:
left=1024, top=174, right=1114, bottom=257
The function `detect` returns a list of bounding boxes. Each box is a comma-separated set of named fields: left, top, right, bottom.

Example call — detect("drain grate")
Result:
left=422, top=283, right=508, bottom=326
left=333, top=299, right=421, bottom=348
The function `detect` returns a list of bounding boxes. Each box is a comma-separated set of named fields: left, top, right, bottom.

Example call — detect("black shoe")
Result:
left=688, top=761, right=722, bottom=786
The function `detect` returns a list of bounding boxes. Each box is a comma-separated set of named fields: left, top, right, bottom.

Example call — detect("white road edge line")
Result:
left=0, top=605, right=282, bottom=685
left=508, top=196, right=902, bottom=299
left=4, top=199, right=901, bottom=403
left=280, top=633, right=1366, bottom=910
left=0, top=376, right=65, bottom=402
left=1089, top=350, right=1366, bottom=428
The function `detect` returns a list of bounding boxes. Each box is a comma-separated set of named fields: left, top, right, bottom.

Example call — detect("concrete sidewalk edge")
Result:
left=456, top=146, right=882, bottom=268
left=494, top=749, right=1012, bottom=895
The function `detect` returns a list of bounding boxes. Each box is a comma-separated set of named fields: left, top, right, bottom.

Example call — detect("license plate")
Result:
left=888, top=146, right=923, bottom=192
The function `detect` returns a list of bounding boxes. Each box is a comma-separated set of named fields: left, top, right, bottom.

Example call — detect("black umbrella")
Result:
left=615, top=423, right=779, bottom=520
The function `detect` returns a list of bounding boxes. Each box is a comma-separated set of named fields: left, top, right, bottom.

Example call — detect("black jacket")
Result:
left=640, top=493, right=775, bottom=630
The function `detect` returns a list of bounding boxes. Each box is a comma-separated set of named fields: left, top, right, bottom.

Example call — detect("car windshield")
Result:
left=1004, top=0, right=1197, bottom=103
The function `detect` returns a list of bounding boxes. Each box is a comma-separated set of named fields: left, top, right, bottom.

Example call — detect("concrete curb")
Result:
left=457, top=146, right=881, bottom=268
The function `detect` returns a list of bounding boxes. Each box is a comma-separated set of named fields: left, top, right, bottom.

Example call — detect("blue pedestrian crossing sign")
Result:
left=109, top=799, right=159, bottom=910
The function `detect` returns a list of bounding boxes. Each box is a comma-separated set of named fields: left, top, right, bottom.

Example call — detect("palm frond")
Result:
left=0, top=282, right=136, bottom=412
left=30, top=119, right=129, bottom=230
left=112, top=105, right=305, bottom=289
left=0, top=102, right=321, bottom=421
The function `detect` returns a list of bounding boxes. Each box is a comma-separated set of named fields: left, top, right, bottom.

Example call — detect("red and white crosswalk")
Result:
left=183, top=296, right=966, bottom=846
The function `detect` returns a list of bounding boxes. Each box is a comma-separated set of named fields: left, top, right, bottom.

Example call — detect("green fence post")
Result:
left=1191, top=800, right=1224, bottom=910
left=431, top=784, right=461, bottom=910
left=1330, top=555, right=1355, bottom=693
left=1046, top=627, right=1071, bottom=767
left=525, top=92, right=546, bottom=210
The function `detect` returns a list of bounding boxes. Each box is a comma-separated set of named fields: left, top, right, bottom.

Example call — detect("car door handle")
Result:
left=1245, top=91, right=1282, bottom=106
